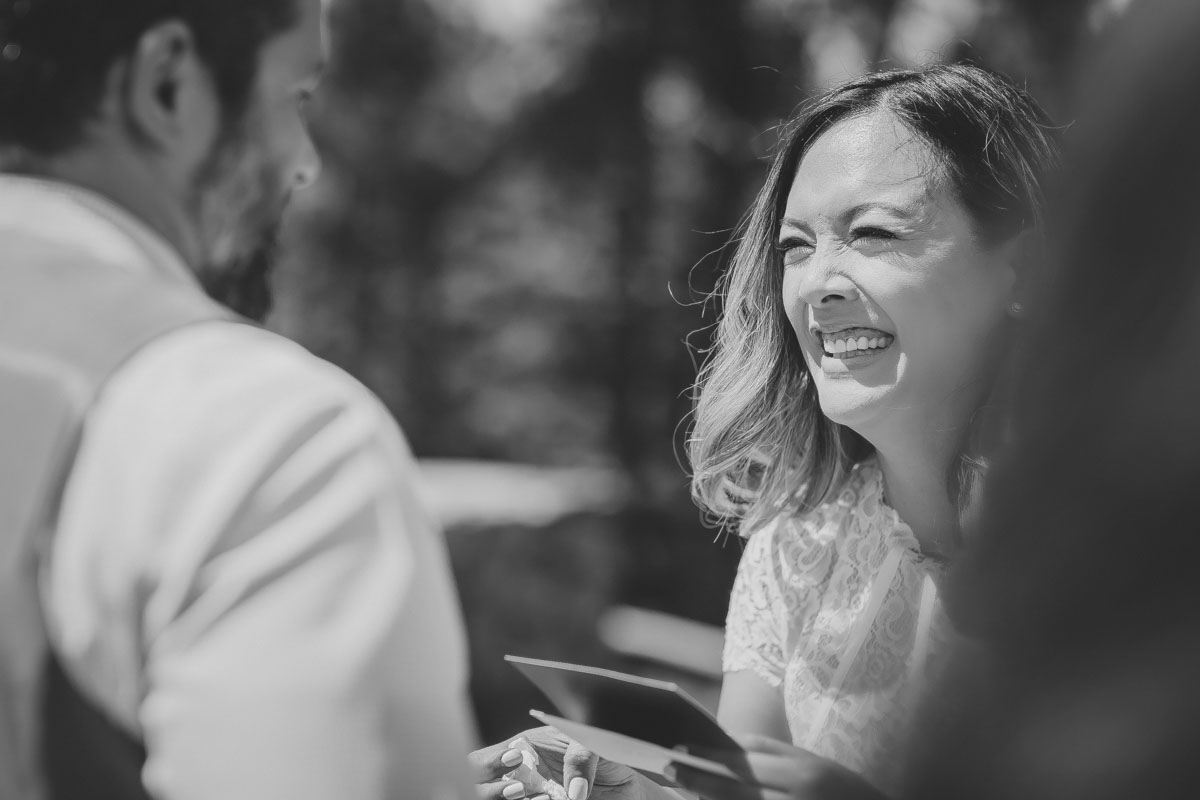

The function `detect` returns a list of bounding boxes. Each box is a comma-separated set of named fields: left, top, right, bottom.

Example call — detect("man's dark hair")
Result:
left=0, top=0, right=298, bottom=156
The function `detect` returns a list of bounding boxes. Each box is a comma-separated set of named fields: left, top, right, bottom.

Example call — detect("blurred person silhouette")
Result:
left=898, top=1, right=1200, bottom=798
left=468, top=64, right=1059, bottom=800
left=0, top=1, right=476, bottom=799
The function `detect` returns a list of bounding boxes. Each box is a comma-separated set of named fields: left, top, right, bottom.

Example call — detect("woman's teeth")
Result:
left=821, top=332, right=893, bottom=356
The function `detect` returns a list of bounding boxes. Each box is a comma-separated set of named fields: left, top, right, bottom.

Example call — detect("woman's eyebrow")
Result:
left=842, top=200, right=924, bottom=222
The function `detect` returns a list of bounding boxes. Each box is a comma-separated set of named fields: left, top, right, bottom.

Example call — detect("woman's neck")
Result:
left=871, top=431, right=960, bottom=559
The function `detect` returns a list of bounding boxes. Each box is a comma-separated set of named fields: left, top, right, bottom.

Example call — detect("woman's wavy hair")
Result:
left=689, top=62, right=1060, bottom=535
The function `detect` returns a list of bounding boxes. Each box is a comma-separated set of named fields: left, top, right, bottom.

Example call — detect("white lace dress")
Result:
left=723, top=457, right=952, bottom=791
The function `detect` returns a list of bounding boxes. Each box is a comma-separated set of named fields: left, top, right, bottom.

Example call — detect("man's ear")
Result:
left=119, top=20, right=219, bottom=162
left=997, top=228, right=1039, bottom=310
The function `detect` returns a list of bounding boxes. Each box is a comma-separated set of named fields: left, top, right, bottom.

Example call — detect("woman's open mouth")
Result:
left=817, top=327, right=895, bottom=360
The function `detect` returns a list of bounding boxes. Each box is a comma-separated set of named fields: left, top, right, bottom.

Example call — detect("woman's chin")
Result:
left=817, top=388, right=897, bottom=432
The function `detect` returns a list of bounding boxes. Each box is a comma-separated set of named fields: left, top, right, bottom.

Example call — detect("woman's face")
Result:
left=780, top=110, right=1015, bottom=439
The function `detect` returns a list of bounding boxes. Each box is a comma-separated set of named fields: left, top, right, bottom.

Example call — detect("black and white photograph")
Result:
left=2, top=0, right=1195, bottom=798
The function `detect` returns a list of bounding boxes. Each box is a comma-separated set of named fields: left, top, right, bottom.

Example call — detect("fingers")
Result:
left=664, top=763, right=791, bottom=800
left=468, top=742, right=527, bottom=783
left=517, top=726, right=573, bottom=773
left=476, top=779, right=534, bottom=800
left=561, top=741, right=598, bottom=800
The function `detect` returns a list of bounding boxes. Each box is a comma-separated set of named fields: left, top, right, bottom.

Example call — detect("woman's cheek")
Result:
left=780, top=282, right=805, bottom=333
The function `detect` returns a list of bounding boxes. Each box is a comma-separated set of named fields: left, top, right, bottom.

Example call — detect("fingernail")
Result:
left=568, top=777, right=588, bottom=800
left=662, top=764, right=677, bottom=783
left=503, top=783, right=527, bottom=800
left=501, top=749, right=523, bottom=767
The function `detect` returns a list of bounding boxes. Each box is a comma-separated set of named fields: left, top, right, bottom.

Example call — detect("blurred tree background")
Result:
left=268, top=0, right=1126, bottom=741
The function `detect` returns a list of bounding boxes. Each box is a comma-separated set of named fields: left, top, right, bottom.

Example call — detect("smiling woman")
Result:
left=780, top=110, right=1018, bottom=473
left=691, top=65, right=1058, bottom=538
left=466, top=64, right=1061, bottom=800
left=678, top=63, right=1061, bottom=796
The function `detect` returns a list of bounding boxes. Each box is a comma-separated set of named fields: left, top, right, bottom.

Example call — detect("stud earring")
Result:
left=1009, top=301, right=1024, bottom=318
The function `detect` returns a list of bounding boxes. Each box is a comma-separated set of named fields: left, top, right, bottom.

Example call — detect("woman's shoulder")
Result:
left=749, top=457, right=885, bottom=539
left=739, top=457, right=890, bottom=575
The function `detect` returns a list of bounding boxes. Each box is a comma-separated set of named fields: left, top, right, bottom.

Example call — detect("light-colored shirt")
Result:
left=2, top=176, right=478, bottom=800
left=723, top=456, right=952, bottom=792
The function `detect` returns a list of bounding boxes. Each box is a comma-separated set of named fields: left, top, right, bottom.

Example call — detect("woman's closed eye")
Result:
left=777, top=236, right=814, bottom=266
left=850, top=226, right=899, bottom=242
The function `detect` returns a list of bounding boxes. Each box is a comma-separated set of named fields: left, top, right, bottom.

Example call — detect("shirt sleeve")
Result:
left=722, top=520, right=790, bottom=688
left=43, top=322, right=477, bottom=800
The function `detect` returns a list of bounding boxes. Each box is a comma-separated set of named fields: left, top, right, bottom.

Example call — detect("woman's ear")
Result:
left=117, top=20, right=220, bottom=167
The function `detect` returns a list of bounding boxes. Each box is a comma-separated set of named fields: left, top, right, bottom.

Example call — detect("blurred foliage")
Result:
left=268, top=0, right=1116, bottom=740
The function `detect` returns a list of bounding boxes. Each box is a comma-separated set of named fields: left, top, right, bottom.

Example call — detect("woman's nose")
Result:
left=795, top=250, right=860, bottom=307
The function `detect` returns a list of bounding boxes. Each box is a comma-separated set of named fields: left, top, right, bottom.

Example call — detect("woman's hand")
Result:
left=468, top=727, right=647, bottom=800
left=665, top=735, right=888, bottom=800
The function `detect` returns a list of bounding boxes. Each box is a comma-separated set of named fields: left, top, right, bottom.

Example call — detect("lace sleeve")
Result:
left=722, top=521, right=788, bottom=688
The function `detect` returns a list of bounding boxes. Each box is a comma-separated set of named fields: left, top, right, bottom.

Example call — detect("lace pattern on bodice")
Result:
left=722, top=458, right=952, bottom=790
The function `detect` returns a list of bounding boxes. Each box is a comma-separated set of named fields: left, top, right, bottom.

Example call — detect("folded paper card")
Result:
left=505, top=655, right=749, bottom=781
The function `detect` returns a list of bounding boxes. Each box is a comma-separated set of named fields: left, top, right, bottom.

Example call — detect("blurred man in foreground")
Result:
left=903, top=1, right=1200, bottom=798
left=0, top=1, right=476, bottom=797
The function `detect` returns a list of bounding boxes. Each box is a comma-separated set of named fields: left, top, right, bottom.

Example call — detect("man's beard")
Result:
left=196, top=226, right=279, bottom=323
left=189, top=116, right=290, bottom=323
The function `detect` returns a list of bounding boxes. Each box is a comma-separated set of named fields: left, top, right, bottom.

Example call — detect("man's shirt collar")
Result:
left=0, top=174, right=201, bottom=292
